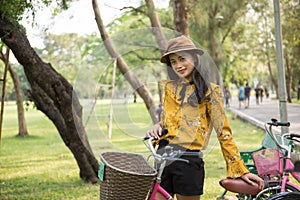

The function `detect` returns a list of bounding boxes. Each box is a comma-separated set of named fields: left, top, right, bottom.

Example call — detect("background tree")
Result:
left=0, top=47, right=28, bottom=137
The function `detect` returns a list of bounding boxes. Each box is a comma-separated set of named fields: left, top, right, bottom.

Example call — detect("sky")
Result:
left=22, top=0, right=169, bottom=48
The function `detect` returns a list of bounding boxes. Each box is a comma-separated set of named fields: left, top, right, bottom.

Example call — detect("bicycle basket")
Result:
left=99, top=152, right=157, bottom=200
left=261, top=131, right=292, bottom=150
left=252, top=148, right=283, bottom=178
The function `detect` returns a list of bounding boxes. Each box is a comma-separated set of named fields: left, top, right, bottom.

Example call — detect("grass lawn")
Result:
left=0, top=101, right=265, bottom=200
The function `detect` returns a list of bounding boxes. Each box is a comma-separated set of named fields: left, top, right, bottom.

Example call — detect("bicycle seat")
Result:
left=219, top=178, right=261, bottom=196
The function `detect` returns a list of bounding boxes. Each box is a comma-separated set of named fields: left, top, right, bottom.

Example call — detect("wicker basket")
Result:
left=99, top=152, right=157, bottom=200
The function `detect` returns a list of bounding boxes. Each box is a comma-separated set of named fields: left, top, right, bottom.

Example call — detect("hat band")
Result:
left=167, top=44, right=196, bottom=52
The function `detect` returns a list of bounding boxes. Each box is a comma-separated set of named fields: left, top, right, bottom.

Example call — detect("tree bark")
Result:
left=92, top=0, right=158, bottom=123
left=145, top=0, right=168, bottom=53
left=0, top=16, right=99, bottom=183
left=266, top=50, right=278, bottom=98
left=173, top=0, right=189, bottom=36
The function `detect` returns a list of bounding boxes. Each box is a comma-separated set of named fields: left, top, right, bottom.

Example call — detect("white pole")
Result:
left=108, top=59, right=117, bottom=139
left=273, top=0, right=289, bottom=134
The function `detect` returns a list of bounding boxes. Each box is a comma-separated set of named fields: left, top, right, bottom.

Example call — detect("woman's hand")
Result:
left=146, top=123, right=162, bottom=139
left=241, top=173, right=264, bottom=190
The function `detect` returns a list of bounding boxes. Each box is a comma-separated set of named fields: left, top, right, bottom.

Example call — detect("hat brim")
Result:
left=160, top=48, right=204, bottom=63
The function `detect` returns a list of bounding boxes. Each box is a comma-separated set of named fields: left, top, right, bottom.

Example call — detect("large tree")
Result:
left=0, top=2, right=99, bottom=182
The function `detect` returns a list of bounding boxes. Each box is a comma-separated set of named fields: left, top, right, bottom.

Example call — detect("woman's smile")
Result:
left=169, top=51, right=195, bottom=79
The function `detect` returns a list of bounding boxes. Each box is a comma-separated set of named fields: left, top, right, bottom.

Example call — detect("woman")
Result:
left=146, top=35, right=264, bottom=200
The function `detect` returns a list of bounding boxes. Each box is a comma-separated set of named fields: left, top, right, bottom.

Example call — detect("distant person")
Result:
left=124, top=93, right=129, bottom=104
left=244, top=83, right=251, bottom=108
left=259, top=85, right=264, bottom=103
left=264, top=87, right=269, bottom=99
left=133, top=92, right=137, bottom=103
left=238, top=83, right=245, bottom=109
left=224, top=86, right=231, bottom=108
left=255, top=85, right=261, bottom=105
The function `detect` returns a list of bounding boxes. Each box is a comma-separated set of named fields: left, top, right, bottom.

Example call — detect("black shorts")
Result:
left=158, top=144, right=205, bottom=196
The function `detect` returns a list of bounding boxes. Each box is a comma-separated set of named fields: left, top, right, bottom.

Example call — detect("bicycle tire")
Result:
left=266, top=192, right=300, bottom=200
left=255, top=182, right=300, bottom=199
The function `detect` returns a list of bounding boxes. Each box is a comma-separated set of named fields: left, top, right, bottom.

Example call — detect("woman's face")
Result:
left=169, top=51, right=195, bottom=79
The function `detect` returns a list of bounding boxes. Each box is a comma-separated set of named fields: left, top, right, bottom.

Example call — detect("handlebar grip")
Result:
left=290, top=133, right=300, bottom=138
left=162, top=128, right=168, bottom=135
left=277, top=122, right=290, bottom=127
left=267, top=120, right=290, bottom=127
left=143, top=128, right=168, bottom=141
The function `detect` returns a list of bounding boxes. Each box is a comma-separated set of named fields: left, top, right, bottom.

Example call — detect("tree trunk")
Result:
left=92, top=0, right=158, bottom=123
left=284, top=53, right=292, bottom=103
left=145, top=0, right=168, bottom=54
left=266, top=52, right=278, bottom=98
left=0, top=48, right=28, bottom=137
left=207, top=3, right=220, bottom=65
left=173, top=0, right=189, bottom=36
left=9, top=63, right=29, bottom=137
left=0, top=16, right=99, bottom=183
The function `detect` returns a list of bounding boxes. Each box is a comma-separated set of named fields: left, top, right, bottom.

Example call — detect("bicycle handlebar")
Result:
left=265, top=118, right=296, bottom=152
left=267, top=118, right=290, bottom=127
left=142, top=129, right=202, bottom=164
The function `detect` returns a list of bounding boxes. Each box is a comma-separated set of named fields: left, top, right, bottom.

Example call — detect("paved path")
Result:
left=228, top=95, right=300, bottom=134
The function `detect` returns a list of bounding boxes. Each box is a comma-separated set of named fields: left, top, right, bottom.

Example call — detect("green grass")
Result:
left=0, top=101, right=265, bottom=199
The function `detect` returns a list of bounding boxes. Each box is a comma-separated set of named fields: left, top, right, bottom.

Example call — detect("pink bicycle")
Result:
left=143, top=132, right=202, bottom=200
left=219, top=119, right=300, bottom=200
left=252, top=119, right=300, bottom=199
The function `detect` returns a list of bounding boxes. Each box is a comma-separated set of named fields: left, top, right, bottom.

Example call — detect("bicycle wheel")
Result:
left=266, top=192, right=300, bottom=200
left=255, top=182, right=300, bottom=199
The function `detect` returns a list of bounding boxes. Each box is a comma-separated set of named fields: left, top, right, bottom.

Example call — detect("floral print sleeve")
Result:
left=208, top=84, right=249, bottom=178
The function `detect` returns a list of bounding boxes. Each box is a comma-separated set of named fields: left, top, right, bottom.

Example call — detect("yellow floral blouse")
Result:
left=157, top=79, right=249, bottom=178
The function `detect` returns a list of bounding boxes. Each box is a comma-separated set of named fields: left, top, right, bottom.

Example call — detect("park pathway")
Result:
left=228, top=95, right=300, bottom=134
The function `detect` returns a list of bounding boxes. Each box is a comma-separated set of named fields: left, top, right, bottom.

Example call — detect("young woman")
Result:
left=146, top=35, right=264, bottom=200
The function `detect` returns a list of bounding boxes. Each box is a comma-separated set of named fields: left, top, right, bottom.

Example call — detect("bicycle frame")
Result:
left=148, top=157, right=173, bottom=200
left=149, top=181, right=173, bottom=200
left=279, top=151, right=300, bottom=192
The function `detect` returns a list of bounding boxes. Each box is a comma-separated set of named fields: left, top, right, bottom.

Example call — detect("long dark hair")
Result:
left=165, top=51, right=211, bottom=106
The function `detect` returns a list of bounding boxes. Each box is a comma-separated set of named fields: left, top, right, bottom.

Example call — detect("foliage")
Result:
left=35, top=33, right=85, bottom=84
left=0, top=0, right=69, bottom=22
left=0, top=102, right=264, bottom=199
left=281, top=0, right=300, bottom=90
left=1, top=0, right=299, bottom=103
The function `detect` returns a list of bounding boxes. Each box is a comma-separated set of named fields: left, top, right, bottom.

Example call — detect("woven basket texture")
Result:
left=100, top=152, right=157, bottom=200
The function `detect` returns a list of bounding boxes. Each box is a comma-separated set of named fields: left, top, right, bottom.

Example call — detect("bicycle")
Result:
left=253, top=118, right=300, bottom=199
left=142, top=133, right=203, bottom=200
left=219, top=118, right=300, bottom=200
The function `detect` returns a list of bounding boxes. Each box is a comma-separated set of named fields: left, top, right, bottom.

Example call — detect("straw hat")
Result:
left=160, top=35, right=204, bottom=63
